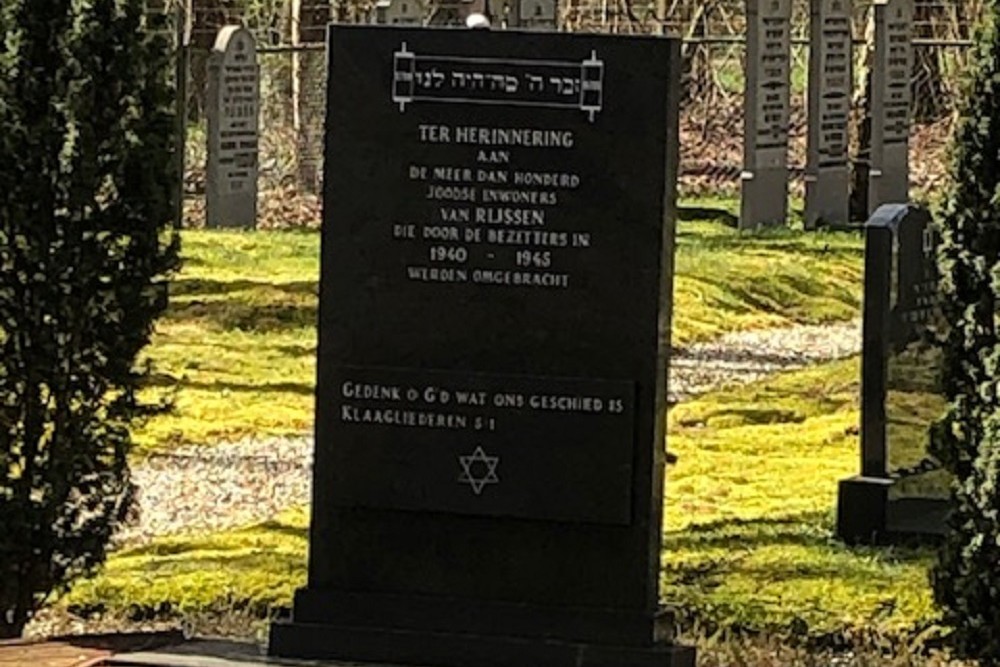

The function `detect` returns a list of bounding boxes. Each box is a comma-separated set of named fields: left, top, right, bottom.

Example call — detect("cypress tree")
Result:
left=0, top=0, right=179, bottom=637
left=930, top=1, right=1000, bottom=662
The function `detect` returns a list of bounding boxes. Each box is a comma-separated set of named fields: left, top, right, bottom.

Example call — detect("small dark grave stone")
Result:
left=268, top=24, right=693, bottom=667
left=837, top=203, right=948, bottom=544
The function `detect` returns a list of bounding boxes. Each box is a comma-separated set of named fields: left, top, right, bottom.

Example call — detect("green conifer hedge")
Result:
left=0, top=0, right=179, bottom=638
left=930, top=2, right=1000, bottom=663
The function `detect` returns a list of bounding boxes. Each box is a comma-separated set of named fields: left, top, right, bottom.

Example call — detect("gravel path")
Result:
left=115, top=318, right=862, bottom=547
left=668, top=318, right=861, bottom=402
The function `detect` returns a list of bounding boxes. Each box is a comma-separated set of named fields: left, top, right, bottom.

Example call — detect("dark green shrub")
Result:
left=0, top=0, right=179, bottom=638
left=930, top=2, right=1000, bottom=663
left=934, top=409, right=1000, bottom=663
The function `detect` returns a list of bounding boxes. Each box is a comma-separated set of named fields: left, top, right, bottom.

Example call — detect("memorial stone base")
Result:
left=270, top=589, right=695, bottom=667
left=837, top=476, right=949, bottom=544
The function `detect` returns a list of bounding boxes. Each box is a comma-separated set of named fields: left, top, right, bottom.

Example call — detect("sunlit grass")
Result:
left=66, top=359, right=938, bottom=641
left=133, top=216, right=862, bottom=453
left=63, top=508, right=309, bottom=618
left=134, top=231, right=318, bottom=453
left=663, top=357, right=937, bottom=637
left=672, top=219, right=862, bottom=344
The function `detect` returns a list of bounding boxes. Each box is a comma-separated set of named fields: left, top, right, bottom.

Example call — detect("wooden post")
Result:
left=173, top=0, right=192, bottom=228
left=291, top=0, right=301, bottom=133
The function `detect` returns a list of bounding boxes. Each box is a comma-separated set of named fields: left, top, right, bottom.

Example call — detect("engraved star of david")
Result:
left=457, top=446, right=500, bottom=495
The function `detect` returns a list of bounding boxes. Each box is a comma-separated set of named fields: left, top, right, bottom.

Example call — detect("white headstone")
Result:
left=206, top=26, right=259, bottom=229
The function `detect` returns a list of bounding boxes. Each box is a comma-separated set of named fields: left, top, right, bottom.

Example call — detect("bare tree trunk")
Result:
left=291, top=0, right=301, bottom=132
left=296, top=1, right=331, bottom=193
left=679, top=2, right=707, bottom=103
left=849, top=6, right=874, bottom=222
left=912, top=2, right=947, bottom=121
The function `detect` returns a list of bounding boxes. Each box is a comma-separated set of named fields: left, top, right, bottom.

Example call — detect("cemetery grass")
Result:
left=134, top=213, right=863, bottom=453
left=664, top=357, right=937, bottom=639
left=134, top=230, right=319, bottom=453
left=59, top=357, right=942, bottom=650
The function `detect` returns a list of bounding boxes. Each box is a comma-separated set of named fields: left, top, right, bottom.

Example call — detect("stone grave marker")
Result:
left=837, top=203, right=947, bottom=544
left=805, top=0, right=852, bottom=229
left=740, top=0, right=792, bottom=229
left=371, top=0, right=425, bottom=25
left=507, top=0, right=558, bottom=30
left=206, top=26, right=259, bottom=229
left=426, top=0, right=487, bottom=26
left=868, top=0, right=912, bottom=215
left=268, top=24, right=693, bottom=667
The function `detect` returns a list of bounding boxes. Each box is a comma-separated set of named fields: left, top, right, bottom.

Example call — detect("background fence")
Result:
left=154, top=0, right=979, bottom=227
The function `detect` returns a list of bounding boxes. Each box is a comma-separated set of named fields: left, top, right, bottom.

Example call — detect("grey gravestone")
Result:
left=206, top=26, right=259, bottom=229
left=268, top=25, right=694, bottom=667
left=426, top=0, right=486, bottom=26
left=506, top=0, right=558, bottom=30
left=740, top=0, right=792, bottom=229
left=805, top=0, right=852, bottom=229
left=837, top=203, right=947, bottom=544
left=868, top=0, right=912, bottom=215
left=371, top=0, right=425, bottom=25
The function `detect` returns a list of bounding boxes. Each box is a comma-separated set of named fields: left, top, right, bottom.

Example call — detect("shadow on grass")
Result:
left=274, top=343, right=317, bottom=357
left=662, top=511, right=936, bottom=637
left=140, top=550, right=304, bottom=573
left=665, top=512, right=931, bottom=565
left=165, top=299, right=317, bottom=334
left=254, top=519, right=311, bottom=540
left=674, top=275, right=859, bottom=330
left=676, top=224, right=864, bottom=256
left=150, top=340, right=316, bottom=357
left=689, top=272, right=855, bottom=307
left=705, top=407, right=807, bottom=425
left=144, top=374, right=314, bottom=396
left=171, top=278, right=317, bottom=297
left=678, top=206, right=739, bottom=227
left=120, top=519, right=309, bottom=560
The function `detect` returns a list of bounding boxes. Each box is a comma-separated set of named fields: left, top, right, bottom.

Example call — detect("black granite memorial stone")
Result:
left=268, top=24, right=692, bottom=667
left=836, top=203, right=948, bottom=544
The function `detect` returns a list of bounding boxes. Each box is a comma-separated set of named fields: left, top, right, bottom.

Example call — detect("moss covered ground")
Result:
left=134, top=214, right=863, bottom=453
left=57, top=207, right=917, bottom=642
left=134, top=231, right=318, bottom=453
left=64, top=358, right=939, bottom=642
left=664, top=358, right=936, bottom=637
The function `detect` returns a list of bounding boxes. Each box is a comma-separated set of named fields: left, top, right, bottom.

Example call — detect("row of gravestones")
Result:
left=745, top=0, right=911, bottom=230
left=202, top=0, right=913, bottom=230
left=202, top=2, right=554, bottom=230
left=372, top=0, right=556, bottom=29
left=199, top=11, right=940, bottom=547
